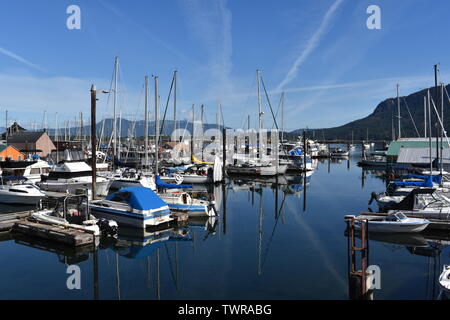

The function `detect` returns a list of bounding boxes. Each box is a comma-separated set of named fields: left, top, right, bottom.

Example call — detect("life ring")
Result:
left=388, top=172, right=395, bottom=180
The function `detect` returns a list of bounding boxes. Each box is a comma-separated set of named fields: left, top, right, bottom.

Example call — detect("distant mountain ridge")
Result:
left=44, top=119, right=225, bottom=139
left=289, top=84, right=450, bottom=141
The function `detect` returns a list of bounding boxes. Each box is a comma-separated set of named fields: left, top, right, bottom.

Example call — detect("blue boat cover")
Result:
left=155, top=175, right=192, bottom=189
left=2, top=176, right=28, bottom=181
left=391, top=176, right=434, bottom=188
left=106, top=186, right=168, bottom=211
left=403, top=174, right=442, bottom=185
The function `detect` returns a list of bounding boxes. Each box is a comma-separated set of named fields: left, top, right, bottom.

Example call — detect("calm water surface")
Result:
left=0, top=153, right=448, bottom=300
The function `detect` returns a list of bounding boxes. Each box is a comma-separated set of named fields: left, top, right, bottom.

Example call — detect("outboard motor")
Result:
left=368, top=191, right=379, bottom=205
left=97, top=218, right=119, bottom=237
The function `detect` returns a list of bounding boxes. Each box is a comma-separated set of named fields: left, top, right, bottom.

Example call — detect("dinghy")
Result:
left=89, top=187, right=172, bottom=228
left=31, top=194, right=118, bottom=237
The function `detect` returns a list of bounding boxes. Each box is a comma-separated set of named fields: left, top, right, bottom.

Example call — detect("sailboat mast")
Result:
left=440, top=83, right=444, bottom=178
left=154, top=76, right=160, bottom=175
left=281, top=92, right=285, bottom=143
left=397, top=84, right=401, bottom=139
left=428, top=90, right=432, bottom=174
left=424, top=96, right=427, bottom=138
left=257, top=69, right=262, bottom=159
left=113, top=56, right=119, bottom=160
left=173, top=71, right=177, bottom=135
left=144, top=76, right=149, bottom=168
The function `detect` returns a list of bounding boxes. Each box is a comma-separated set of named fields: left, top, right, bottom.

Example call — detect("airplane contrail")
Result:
left=276, top=0, right=344, bottom=91
left=0, top=46, right=45, bottom=72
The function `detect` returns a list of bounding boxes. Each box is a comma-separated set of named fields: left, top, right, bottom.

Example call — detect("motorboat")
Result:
left=31, top=194, right=118, bottom=237
left=346, top=212, right=430, bottom=233
left=89, top=187, right=173, bottom=228
left=38, top=160, right=111, bottom=196
left=109, top=168, right=156, bottom=190
left=0, top=176, right=46, bottom=205
left=1, top=159, right=51, bottom=183
left=178, top=158, right=223, bottom=183
left=158, top=191, right=216, bottom=217
left=330, top=147, right=349, bottom=157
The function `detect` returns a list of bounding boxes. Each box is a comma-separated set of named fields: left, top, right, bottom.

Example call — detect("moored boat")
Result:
left=346, top=212, right=430, bottom=233
left=89, top=186, right=173, bottom=228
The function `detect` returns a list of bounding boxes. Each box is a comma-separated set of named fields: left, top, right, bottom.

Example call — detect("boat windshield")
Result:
left=394, top=213, right=407, bottom=221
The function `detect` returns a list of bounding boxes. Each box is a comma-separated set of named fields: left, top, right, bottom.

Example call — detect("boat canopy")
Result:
left=106, top=187, right=168, bottom=211
left=155, top=175, right=192, bottom=189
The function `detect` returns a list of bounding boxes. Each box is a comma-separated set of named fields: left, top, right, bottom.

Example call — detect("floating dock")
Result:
left=0, top=211, right=32, bottom=232
left=12, top=220, right=96, bottom=247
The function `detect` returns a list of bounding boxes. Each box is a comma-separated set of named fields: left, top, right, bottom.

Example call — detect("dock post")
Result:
left=90, top=85, right=97, bottom=200
left=348, top=218, right=371, bottom=299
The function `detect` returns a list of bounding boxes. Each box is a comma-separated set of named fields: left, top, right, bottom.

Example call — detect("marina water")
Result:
left=0, top=152, right=446, bottom=299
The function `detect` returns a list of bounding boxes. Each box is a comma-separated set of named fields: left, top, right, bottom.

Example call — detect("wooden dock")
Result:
left=0, top=211, right=32, bottom=232
left=12, top=220, right=95, bottom=247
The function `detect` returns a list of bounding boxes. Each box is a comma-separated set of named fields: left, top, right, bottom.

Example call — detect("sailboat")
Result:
left=227, top=70, right=287, bottom=176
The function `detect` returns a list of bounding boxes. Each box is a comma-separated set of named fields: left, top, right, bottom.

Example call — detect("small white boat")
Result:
left=0, top=175, right=46, bottom=205
left=31, top=194, right=118, bottom=237
left=89, top=186, right=173, bottom=228
left=158, top=191, right=216, bottom=217
left=439, top=265, right=450, bottom=293
left=110, top=168, right=156, bottom=190
left=330, top=147, right=349, bottom=157
left=349, top=212, right=430, bottom=233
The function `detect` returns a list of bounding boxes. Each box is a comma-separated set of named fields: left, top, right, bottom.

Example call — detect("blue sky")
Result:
left=0, top=0, right=449, bottom=131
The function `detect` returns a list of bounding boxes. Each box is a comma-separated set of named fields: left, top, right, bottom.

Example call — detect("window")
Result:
left=30, top=168, right=40, bottom=175
left=18, top=156, right=22, bottom=161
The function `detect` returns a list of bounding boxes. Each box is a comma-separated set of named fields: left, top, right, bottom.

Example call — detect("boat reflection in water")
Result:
left=346, top=222, right=450, bottom=300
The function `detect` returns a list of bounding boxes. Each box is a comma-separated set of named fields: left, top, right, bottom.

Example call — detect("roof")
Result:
left=386, top=138, right=450, bottom=156
left=7, top=131, right=47, bottom=143
left=397, top=147, right=450, bottom=164
left=106, top=186, right=169, bottom=211
left=0, top=144, right=23, bottom=154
